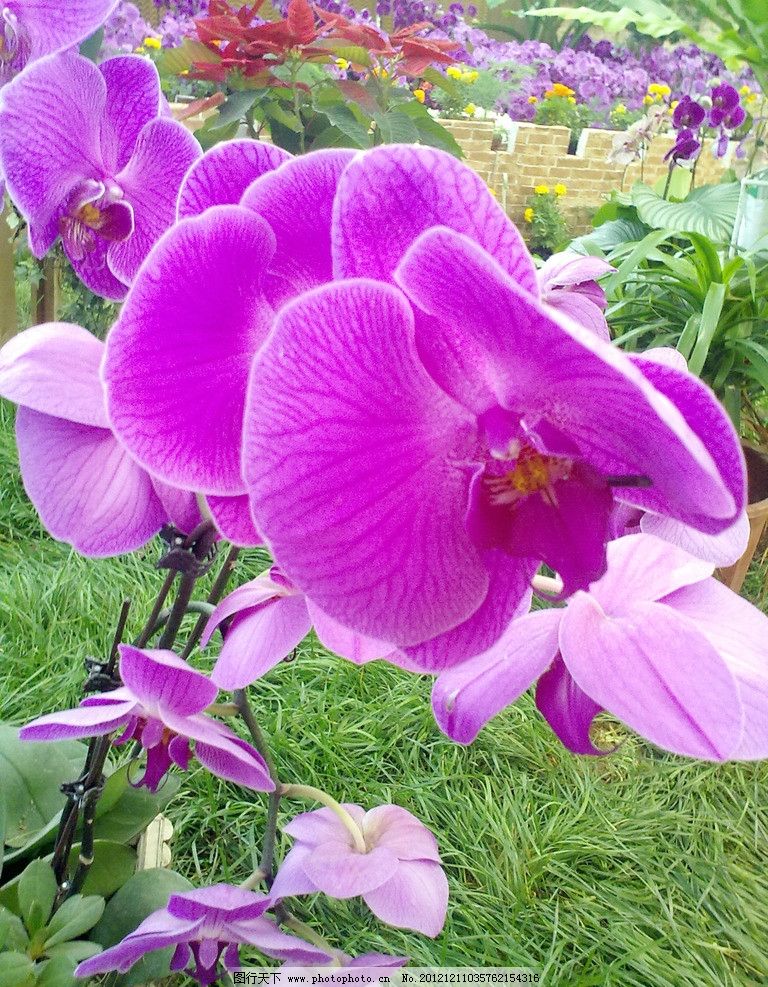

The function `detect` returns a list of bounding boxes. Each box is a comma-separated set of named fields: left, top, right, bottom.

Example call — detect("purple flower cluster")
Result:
left=102, top=0, right=200, bottom=53
left=666, top=84, right=748, bottom=162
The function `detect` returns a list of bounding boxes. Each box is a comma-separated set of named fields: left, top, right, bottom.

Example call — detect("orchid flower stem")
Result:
left=180, top=545, right=240, bottom=660
left=532, top=573, right=564, bottom=596
left=662, top=164, right=674, bottom=200
left=239, top=867, right=266, bottom=890
left=284, top=914, right=336, bottom=954
left=280, top=784, right=367, bottom=854
left=134, top=570, right=176, bottom=648
left=148, top=601, right=216, bottom=643
left=207, top=702, right=240, bottom=717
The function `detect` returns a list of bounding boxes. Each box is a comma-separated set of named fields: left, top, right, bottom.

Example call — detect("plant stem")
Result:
left=180, top=545, right=240, bottom=660
left=156, top=522, right=217, bottom=650
left=284, top=914, right=336, bottom=954
left=662, top=164, right=675, bottom=200
left=134, top=570, right=176, bottom=648
left=280, top=784, right=366, bottom=853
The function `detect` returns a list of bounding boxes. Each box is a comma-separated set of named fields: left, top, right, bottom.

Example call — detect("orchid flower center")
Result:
left=485, top=445, right=573, bottom=509
left=59, top=180, right=134, bottom=262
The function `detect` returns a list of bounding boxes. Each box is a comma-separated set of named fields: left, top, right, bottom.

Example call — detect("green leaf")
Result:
left=156, top=38, right=220, bottom=76
left=18, top=860, right=56, bottom=934
left=0, top=724, right=85, bottom=852
left=729, top=339, right=768, bottom=390
left=93, top=765, right=180, bottom=845
left=211, top=90, right=260, bottom=129
left=572, top=216, right=650, bottom=254
left=421, top=66, right=457, bottom=96
left=685, top=231, right=724, bottom=287
left=264, top=102, right=304, bottom=134
left=374, top=110, right=419, bottom=145
left=319, top=43, right=371, bottom=68
left=395, top=103, right=464, bottom=157
left=688, top=282, right=727, bottom=375
left=91, top=869, right=194, bottom=987
left=652, top=168, right=691, bottom=199
left=0, top=951, right=35, bottom=987
left=310, top=124, right=356, bottom=150
left=35, top=955, right=79, bottom=987
left=677, top=314, right=701, bottom=362
left=632, top=182, right=741, bottom=243
left=604, top=229, right=672, bottom=295
left=0, top=906, right=28, bottom=952
left=44, top=940, right=101, bottom=964
left=522, top=4, right=685, bottom=38
left=314, top=102, right=370, bottom=148
left=44, top=895, right=104, bottom=949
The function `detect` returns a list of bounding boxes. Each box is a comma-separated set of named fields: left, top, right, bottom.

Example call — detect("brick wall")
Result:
left=441, top=119, right=733, bottom=234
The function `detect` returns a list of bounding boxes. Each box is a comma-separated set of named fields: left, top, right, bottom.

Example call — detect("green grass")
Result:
left=1, top=397, right=768, bottom=986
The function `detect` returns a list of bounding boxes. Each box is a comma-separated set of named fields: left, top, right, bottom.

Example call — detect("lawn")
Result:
left=1, top=397, right=767, bottom=987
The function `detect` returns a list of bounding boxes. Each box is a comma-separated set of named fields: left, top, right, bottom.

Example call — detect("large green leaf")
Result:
left=0, top=726, right=85, bottom=853
left=91, top=869, right=194, bottom=987
left=17, top=859, right=56, bottom=934
left=314, top=99, right=371, bottom=148
left=522, top=3, right=685, bottom=37
left=93, top=764, right=180, bottom=845
left=374, top=110, right=419, bottom=145
left=632, top=182, right=741, bottom=243
left=571, top=216, right=649, bottom=254
left=688, top=281, right=727, bottom=375
left=396, top=103, right=464, bottom=157
left=0, top=951, right=35, bottom=987
left=44, top=894, right=105, bottom=949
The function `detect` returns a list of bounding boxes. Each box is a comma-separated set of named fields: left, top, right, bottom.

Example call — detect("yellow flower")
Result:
left=527, top=95, right=538, bottom=104
left=567, top=95, right=576, bottom=104
left=524, top=207, right=534, bottom=222
left=550, top=82, right=575, bottom=97
left=413, top=88, right=426, bottom=103
left=180, top=69, right=190, bottom=76
left=143, top=36, right=161, bottom=50
left=134, top=45, right=147, bottom=54
left=642, top=94, right=654, bottom=105
left=372, top=66, right=389, bottom=78
left=670, top=99, right=679, bottom=110
left=747, top=92, right=759, bottom=104
left=534, top=184, right=550, bottom=195
left=463, top=103, right=476, bottom=116
left=648, top=82, right=671, bottom=97
left=446, top=65, right=463, bottom=80
left=613, top=103, right=627, bottom=114
left=554, top=183, right=567, bottom=197
left=335, top=57, right=350, bottom=70
left=461, top=70, right=479, bottom=83
left=740, top=84, right=751, bottom=96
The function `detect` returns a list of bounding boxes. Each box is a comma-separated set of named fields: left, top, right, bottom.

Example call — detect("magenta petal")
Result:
left=560, top=593, right=743, bottom=760
left=0, top=323, right=107, bottom=426
left=362, top=806, right=440, bottom=863
left=306, top=600, right=395, bottom=665
left=15, top=406, right=165, bottom=556
left=202, top=573, right=289, bottom=646
left=662, top=578, right=768, bottom=760
left=110, top=117, right=201, bottom=286
left=17, top=0, right=120, bottom=64
left=244, top=279, right=486, bottom=647
left=333, top=144, right=537, bottom=295
left=283, top=804, right=366, bottom=845
left=269, top=845, right=320, bottom=901
left=104, top=205, right=276, bottom=494
left=229, top=917, right=332, bottom=964
left=401, top=550, right=536, bottom=672
left=75, top=910, right=201, bottom=977
left=432, top=609, right=561, bottom=744
left=397, top=227, right=737, bottom=530
left=544, top=291, right=610, bottom=342
left=151, top=478, right=204, bottom=533
left=178, top=139, right=290, bottom=219
left=0, top=52, right=105, bottom=255
left=535, top=654, right=606, bottom=755
left=211, top=595, right=311, bottom=689
left=19, top=700, right=136, bottom=741
left=69, top=232, right=129, bottom=301
left=538, top=251, right=614, bottom=289
left=118, top=644, right=218, bottom=715
left=207, top=494, right=262, bottom=546
left=589, top=534, right=713, bottom=616
left=362, top=860, right=448, bottom=938
left=303, top=841, right=398, bottom=898
left=640, top=511, right=750, bottom=567
left=195, top=733, right=275, bottom=792
left=242, top=149, right=355, bottom=309
left=99, top=55, right=161, bottom=173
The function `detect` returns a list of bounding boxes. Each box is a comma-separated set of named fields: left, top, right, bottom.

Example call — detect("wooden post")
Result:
left=0, top=202, right=17, bottom=346
left=32, top=255, right=59, bottom=325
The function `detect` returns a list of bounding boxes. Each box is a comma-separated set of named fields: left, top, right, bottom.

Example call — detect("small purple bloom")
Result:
left=664, top=127, right=701, bottom=162
left=0, top=323, right=168, bottom=556
left=0, top=51, right=200, bottom=299
left=271, top=804, right=449, bottom=938
left=537, top=251, right=615, bottom=342
left=432, top=533, right=768, bottom=761
left=201, top=567, right=395, bottom=690
left=708, top=82, right=740, bottom=126
left=672, top=94, right=705, bottom=130
left=724, top=104, right=746, bottom=130
left=20, top=645, right=275, bottom=793
left=75, top=884, right=329, bottom=985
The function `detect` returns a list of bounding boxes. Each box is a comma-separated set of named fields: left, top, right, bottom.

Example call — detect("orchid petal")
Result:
left=0, top=323, right=107, bottom=427
left=283, top=805, right=366, bottom=845
left=104, top=205, right=276, bottom=495
left=244, top=279, right=486, bottom=647
left=207, top=494, right=262, bottom=546
left=362, top=860, right=448, bottom=938
left=269, top=845, right=320, bottom=900
left=306, top=600, right=395, bottom=665
left=432, top=609, right=561, bottom=744
left=304, top=842, right=398, bottom=898
left=535, top=654, right=606, bottom=756
left=118, top=644, right=218, bottom=715
left=543, top=291, right=610, bottom=342
left=19, top=700, right=136, bottom=742
left=640, top=511, right=750, bottom=567
left=99, top=55, right=161, bottom=173
left=195, top=734, right=275, bottom=792
left=15, top=406, right=165, bottom=556
left=229, top=916, right=332, bottom=964
left=362, top=806, right=441, bottom=863
left=76, top=910, right=201, bottom=977
left=178, top=139, right=290, bottom=219
left=560, top=593, right=743, bottom=760
left=202, top=573, right=292, bottom=647
left=18, top=0, right=120, bottom=64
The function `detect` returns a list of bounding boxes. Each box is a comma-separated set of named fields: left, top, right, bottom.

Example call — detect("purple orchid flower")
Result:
left=0, top=323, right=169, bottom=556
left=201, top=567, right=395, bottom=690
left=75, top=885, right=330, bottom=985
left=432, top=533, right=768, bottom=761
left=708, top=83, right=740, bottom=127
left=672, top=94, right=705, bottom=130
left=664, top=127, right=701, bottom=162
left=102, top=144, right=744, bottom=668
left=537, top=251, right=615, bottom=342
left=0, top=51, right=200, bottom=300
left=20, top=645, right=275, bottom=793
left=271, top=804, right=448, bottom=938
left=0, top=0, right=119, bottom=86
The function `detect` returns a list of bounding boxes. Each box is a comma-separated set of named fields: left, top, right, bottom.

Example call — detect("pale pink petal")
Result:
left=362, top=860, right=448, bottom=938
left=303, top=841, right=398, bottom=898
left=362, top=806, right=440, bottom=862
left=283, top=805, right=366, bottom=845
left=19, top=699, right=136, bottom=741
left=640, top=511, right=750, bottom=566
left=269, top=845, right=320, bottom=900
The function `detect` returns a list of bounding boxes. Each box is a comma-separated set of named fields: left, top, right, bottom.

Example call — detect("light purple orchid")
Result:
left=271, top=804, right=448, bottom=938
left=201, top=566, right=395, bottom=690
left=432, top=533, right=768, bottom=761
left=0, top=51, right=200, bottom=299
left=537, top=250, right=614, bottom=341
left=20, top=645, right=275, bottom=793
left=99, top=144, right=745, bottom=670
left=0, top=323, right=169, bottom=556
left=0, top=0, right=119, bottom=86
left=75, top=884, right=330, bottom=985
